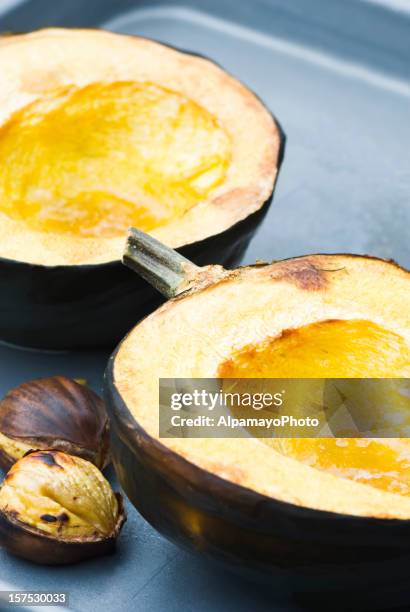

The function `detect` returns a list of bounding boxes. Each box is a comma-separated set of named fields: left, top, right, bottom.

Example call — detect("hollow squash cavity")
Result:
left=219, top=319, right=410, bottom=496
left=0, top=81, right=231, bottom=238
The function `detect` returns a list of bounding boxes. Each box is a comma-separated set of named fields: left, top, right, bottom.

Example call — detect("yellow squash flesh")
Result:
left=219, top=319, right=410, bottom=497
left=0, top=81, right=230, bottom=238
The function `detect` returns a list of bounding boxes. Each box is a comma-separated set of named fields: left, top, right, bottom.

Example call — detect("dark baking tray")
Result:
left=0, top=1, right=409, bottom=610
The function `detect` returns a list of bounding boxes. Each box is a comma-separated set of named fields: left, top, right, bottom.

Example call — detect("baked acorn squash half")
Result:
left=0, top=28, right=283, bottom=349
left=105, top=229, right=410, bottom=604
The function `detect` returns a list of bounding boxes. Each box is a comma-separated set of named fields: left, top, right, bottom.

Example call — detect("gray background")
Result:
left=0, top=0, right=409, bottom=610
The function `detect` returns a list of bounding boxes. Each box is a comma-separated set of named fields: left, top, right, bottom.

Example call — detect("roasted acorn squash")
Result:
left=105, top=230, right=410, bottom=603
left=0, top=28, right=283, bottom=348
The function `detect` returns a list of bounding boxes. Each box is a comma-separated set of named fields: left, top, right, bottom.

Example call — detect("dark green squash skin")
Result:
left=0, top=200, right=272, bottom=350
left=105, top=353, right=410, bottom=608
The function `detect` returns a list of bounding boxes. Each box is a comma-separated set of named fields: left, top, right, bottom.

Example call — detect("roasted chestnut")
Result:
left=0, top=450, right=126, bottom=565
left=0, top=376, right=110, bottom=472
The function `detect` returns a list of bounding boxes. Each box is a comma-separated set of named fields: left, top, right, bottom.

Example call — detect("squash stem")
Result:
left=123, top=228, right=201, bottom=298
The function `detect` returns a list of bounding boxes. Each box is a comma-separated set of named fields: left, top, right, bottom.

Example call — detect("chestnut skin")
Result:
left=0, top=451, right=126, bottom=565
left=0, top=376, right=110, bottom=472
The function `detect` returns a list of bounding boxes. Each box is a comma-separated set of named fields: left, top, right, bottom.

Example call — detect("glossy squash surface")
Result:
left=0, top=82, right=231, bottom=238
left=219, top=318, right=410, bottom=497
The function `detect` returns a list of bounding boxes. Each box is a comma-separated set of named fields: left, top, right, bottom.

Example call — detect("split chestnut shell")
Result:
left=0, top=376, right=110, bottom=472
left=0, top=450, right=126, bottom=565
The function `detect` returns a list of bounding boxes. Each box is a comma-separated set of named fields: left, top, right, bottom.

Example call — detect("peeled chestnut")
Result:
left=0, top=450, right=126, bottom=565
left=0, top=376, right=110, bottom=472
